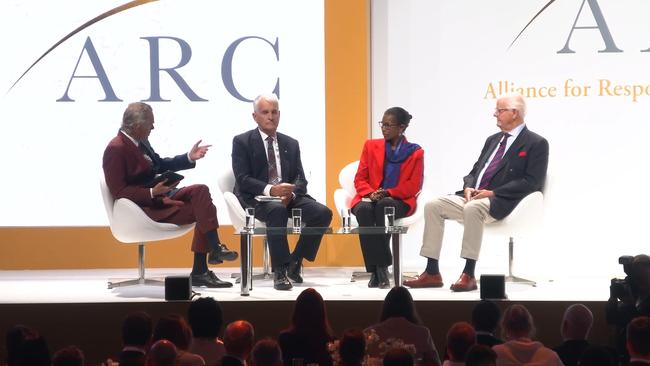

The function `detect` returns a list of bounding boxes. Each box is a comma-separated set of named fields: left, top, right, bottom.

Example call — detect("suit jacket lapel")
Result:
left=118, top=132, right=151, bottom=170
left=495, top=126, right=529, bottom=173
left=251, top=129, right=269, bottom=181
left=277, top=134, right=291, bottom=182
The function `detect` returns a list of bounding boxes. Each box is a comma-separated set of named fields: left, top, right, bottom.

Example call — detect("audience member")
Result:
left=577, top=345, right=616, bottom=366
left=464, top=345, right=496, bottom=366
left=153, top=314, right=205, bottom=366
left=5, top=325, right=33, bottom=366
left=338, top=329, right=366, bottom=366
left=251, top=338, right=283, bottom=366
left=10, top=327, right=51, bottom=366
left=444, top=322, right=476, bottom=366
left=384, top=347, right=415, bottom=366
left=553, top=304, right=593, bottom=366
left=471, top=300, right=503, bottom=348
left=119, top=311, right=153, bottom=366
left=188, top=297, right=227, bottom=366
left=52, top=345, right=84, bottom=366
left=146, top=340, right=178, bottom=366
left=223, top=320, right=255, bottom=366
left=278, top=288, right=335, bottom=366
left=627, top=316, right=650, bottom=365
left=493, top=304, right=562, bottom=366
left=365, top=286, right=441, bottom=365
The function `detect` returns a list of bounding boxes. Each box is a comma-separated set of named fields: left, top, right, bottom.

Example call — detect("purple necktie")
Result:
left=266, top=136, right=280, bottom=184
left=478, top=133, right=510, bottom=189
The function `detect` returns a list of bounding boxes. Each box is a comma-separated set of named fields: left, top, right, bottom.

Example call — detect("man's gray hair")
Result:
left=500, top=93, right=527, bottom=119
left=253, top=94, right=279, bottom=112
left=121, top=102, right=152, bottom=133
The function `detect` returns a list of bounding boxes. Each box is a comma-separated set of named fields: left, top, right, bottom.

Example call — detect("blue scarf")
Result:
left=382, top=138, right=420, bottom=189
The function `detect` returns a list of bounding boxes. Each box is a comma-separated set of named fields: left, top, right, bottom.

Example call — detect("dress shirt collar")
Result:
left=503, top=122, right=525, bottom=141
left=120, top=130, right=139, bottom=147
left=257, top=128, right=277, bottom=141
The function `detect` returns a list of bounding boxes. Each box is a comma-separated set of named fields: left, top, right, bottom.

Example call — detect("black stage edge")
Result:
left=0, top=300, right=614, bottom=365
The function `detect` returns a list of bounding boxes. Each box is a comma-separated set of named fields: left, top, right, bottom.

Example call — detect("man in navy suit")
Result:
left=405, top=93, right=548, bottom=292
left=231, top=94, right=332, bottom=290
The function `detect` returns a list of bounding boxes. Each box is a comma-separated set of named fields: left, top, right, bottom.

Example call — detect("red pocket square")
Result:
left=518, top=151, right=527, bottom=157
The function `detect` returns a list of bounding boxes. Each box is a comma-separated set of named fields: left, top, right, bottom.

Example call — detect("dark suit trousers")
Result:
left=160, top=184, right=219, bottom=253
left=352, top=197, right=409, bottom=272
left=254, top=196, right=332, bottom=268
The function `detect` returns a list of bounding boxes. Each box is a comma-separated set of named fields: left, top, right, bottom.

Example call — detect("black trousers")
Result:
left=254, top=196, right=332, bottom=268
left=352, top=197, right=410, bottom=272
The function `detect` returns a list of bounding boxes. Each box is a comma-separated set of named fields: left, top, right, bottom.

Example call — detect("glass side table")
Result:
left=235, top=226, right=408, bottom=296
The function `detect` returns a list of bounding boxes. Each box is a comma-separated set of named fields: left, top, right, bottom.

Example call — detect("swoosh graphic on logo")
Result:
left=508, top=0, right=556, bottom=50
left=7, top=0, right=158, bottom=94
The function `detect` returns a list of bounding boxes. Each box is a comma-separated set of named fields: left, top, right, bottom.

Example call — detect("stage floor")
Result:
left=0, top=267, right=610, bottom=304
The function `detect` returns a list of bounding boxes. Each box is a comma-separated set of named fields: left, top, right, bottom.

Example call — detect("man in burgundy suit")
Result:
left=405, top=93, right=548, bottom=292
left=103, top=102, right=237, bottom=288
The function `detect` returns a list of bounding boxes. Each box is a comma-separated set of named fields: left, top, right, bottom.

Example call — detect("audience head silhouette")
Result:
left=339, top=328, right=366, bottom=366
left=188, top=296, right=224, bottom=339
left=446, top=322, right=476, bottom=363
left=146, top=339, right=177, bottom=366
left=224, top=320, right=255, bottom=360
left=380, top=286, right=421, bottom=324
left=501, top=304, right=536, bottom=340
left=122, top=311, right=153, bottom=347
left=472, top=300, right=501, bottom=334
left=251, top=338, right=283, bottom=366
left=561, top=303, right=593, bottom=341
left=152, top=314, right=193, bottom=351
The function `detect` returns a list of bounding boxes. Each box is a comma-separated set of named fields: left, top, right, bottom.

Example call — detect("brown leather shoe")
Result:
left=403, top=272, right=443, bottom=288
left=450, top=273, right=478, bottom=292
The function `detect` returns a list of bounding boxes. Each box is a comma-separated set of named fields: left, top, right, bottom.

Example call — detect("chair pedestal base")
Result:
left=505, top=275, right=536, bottom=286
left=106, top=244, right=167, bottom=289
left=232, top=271, right=272, bottom=283
left=350, top=270, right=417, bottom=282
left=108, top=278, right=164, bottom=289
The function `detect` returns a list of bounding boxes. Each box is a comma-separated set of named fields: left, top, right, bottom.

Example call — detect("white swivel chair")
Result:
left=474, top=174, right=549, bottom=286
left=100, top=177, right=195, bottom=289
left=333, top=160, right=427, bottom=280
left=216, top=170, right=272, bottom=281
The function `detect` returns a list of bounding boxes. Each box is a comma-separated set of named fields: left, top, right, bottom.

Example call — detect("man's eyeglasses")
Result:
left=378, top=122, right=401, bottom=129
left=494, top=108, right=515, bottom=114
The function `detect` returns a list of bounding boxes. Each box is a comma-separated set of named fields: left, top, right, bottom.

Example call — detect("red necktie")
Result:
left=266, top=136, right=280, bottom=184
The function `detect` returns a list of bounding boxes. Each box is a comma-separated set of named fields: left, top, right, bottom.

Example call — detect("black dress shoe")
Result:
left=287, top=259, right=303, bottom=284
left=208, top=244, right=238, bottom=264
left=191, top=270, right=233, bottom=288
left=273, top=266, right=293, bottom=291
left=376, top=266, right=390, bottom=289
left=368, top=272, right=379, bottom=288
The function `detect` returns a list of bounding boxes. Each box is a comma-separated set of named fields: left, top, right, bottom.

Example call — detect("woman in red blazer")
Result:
left=351, top=107, right=424, bottom=289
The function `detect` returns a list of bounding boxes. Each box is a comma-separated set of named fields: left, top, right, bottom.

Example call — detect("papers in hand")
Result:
left=255, top=195, right=282, bottom=202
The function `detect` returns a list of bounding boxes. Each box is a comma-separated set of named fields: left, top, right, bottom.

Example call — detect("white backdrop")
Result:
left=0, top=0, right=325, bottom=226
left=372, top=0, right=649, bottom=279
